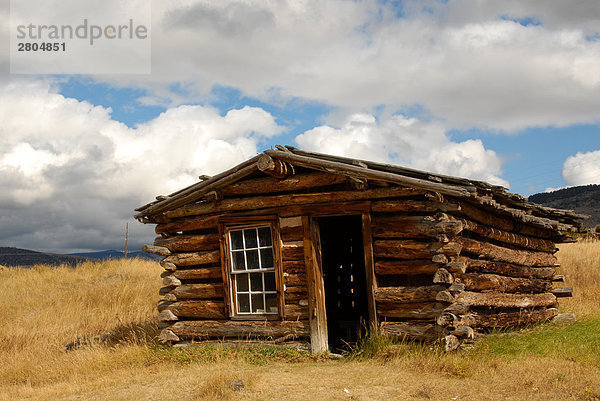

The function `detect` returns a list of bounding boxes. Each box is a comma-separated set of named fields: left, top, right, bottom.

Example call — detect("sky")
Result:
left=0, top=0, right=599, bottom=253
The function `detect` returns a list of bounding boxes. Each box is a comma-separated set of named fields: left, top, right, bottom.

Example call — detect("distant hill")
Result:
left=528, top=184, right=600, bottom=228
left=0, top=247, right=158, bottom=268
left=69, top=250, right=159, bottom=261
left=0, top=247, right=87, bottom=267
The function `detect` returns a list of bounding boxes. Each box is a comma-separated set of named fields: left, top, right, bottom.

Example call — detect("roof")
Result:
left=135, top=145, right=586, bottom=233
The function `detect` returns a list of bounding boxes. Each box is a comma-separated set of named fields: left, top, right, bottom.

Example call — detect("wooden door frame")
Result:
left=302, top=205, right=377, bottom=353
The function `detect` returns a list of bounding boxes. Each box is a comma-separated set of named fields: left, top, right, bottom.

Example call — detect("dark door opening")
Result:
left=317, top=215, right=369, bottom=352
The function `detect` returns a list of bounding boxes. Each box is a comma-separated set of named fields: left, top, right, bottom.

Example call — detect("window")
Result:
left=228, top=226, right=278, bottom=315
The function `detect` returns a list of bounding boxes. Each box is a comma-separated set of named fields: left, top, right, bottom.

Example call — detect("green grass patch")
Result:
left=474, top=317, right=600, bottom=364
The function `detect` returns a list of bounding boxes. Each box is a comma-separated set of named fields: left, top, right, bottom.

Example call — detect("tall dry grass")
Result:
left=0, top=241, right=599, bottom=400
left=556, top=238, right=600, bottom=317
left=0, top=258, right=162, bottom=388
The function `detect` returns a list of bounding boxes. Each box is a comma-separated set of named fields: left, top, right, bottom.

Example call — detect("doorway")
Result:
left=317, top=215, right=369, bottom=352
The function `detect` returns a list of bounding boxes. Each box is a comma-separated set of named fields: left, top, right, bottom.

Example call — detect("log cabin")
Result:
left=135, top=145, right=584, bottom=352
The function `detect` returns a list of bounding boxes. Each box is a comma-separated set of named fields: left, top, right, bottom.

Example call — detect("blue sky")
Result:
left=1, top=0, right=599, bottom=253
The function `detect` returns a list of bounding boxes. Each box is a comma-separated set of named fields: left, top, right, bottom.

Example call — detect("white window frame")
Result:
left=227, top=225, right=278, bottom=316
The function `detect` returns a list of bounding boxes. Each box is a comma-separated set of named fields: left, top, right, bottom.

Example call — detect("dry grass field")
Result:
left=1, top=241, right=599, bottom=401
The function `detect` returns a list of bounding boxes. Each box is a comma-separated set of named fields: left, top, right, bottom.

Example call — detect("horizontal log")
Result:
left=163, top=276, right=182, bottom=287
left=458, top=291, right=557, bottom=309
left=154, top=233, right=220, bottom=252
left=375, top=285, right=447, bottom=303
left=457, top=257, right=556, bottom=279
left=379, top=321, right=440, bottom=340
left=456, top=237, right=557, bottom=267
left=222, top=172, right=347, bottom=196
left=162, top=250, right=221, bottom=267
left=168, top=320, right=310, bottom=339
left=166, top=186, right=427, bottom=218
left=371, top=199, right=461, bottom=213
left=284, top=273, right=307, bottom=287
left=168, top=267, right=222, bottom=280
left=374, top=240, right=462, bottom=260
left=284, top=291, right=309, bottom=302
left=285, top=304, right=309, bottom=319
left=282, top=260, right=306, bottom=274
left=377, top=302, right=447, bottom=319
left=282, top=243, right=304, bottom=261
left=264, top=149, right=473, bottom=198
left=280, top=225, right=304, bottom=242
left=142, top=244, right=171, bottom=256
left=372, top=215, right=464, bottom=239
left=167, top=283, right=225, bottom=300
left=445, top=307, right=558, bottom=329
left=456, top=201, right=557, bottom=239
left=456, top=273, right=552, bottom=293
left=459, top=218, right=556, bottom=253
left=156, top=215, right=220, bottom=235
left=375, top=259, right=441, bottom=275
left=551, top=287, right=573, bottom=297
left=163, top=300, right=226, bottom=319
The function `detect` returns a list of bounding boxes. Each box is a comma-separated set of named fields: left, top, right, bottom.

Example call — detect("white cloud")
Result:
left=101, top=0, right=600, bottom=132
left=562, top=150, right=600, bottom=186
left=295, top=113, right=508, bottom=187
left=0, top=80, right=283, bottom=252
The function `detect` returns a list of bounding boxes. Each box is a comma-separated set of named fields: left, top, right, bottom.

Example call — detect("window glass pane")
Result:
left=250, top=273, right=263, bottom=291
left=230, top=230, right=244, bottom=250
left=258, top=227, right=272, bottom=247
left=232, top=251, right=246, bottom=271
left=260, top=248, right=274, bottom=268
left=246, top=249, right=259, bottom=270
left=244, top=228, right=258, bottom=248
left=251, top=294, right=264, bottom=313
left=265, top=294, right=278, bottom=313
left=236, top=273, right=249, bottom=292
left=237, top=294, right=250, bottom=313
left=264, top=272, right=276, bottom=291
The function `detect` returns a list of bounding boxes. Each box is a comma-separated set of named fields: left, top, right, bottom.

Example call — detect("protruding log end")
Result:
left=158, top=329, right=180, bottom=344
left=433, top=268, right=454, bottom=284
left=158, top=310, right=178, bottom=322
left=551, top=287, right=573, bottom=297
left=163, top=275, right=182, bottom=287
left=142, top=244, right=171, bottom=256
left=257, top=154, right=295, bottom=178
left=444, top=334, right=461, bottom=352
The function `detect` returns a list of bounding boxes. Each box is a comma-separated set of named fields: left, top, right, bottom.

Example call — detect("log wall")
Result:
left=145, top=170, right=570, bottom=349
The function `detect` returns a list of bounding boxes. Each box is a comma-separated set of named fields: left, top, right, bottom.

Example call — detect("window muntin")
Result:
left=228, top=226, right=277, bottom=315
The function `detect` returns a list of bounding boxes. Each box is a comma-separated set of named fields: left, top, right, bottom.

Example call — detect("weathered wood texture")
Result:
left=371, top=199, right=461, bottom=213
left=375, top=259, right=442, bottom=275
left=166, top=187, right=425, bottom=218
left=166, top=267, right=222, bottom=280
left=257, top=154, right=295, bottom=178
left=282, top=243, right=304, bottom=261
left=156, top=215, right=219, bottom=235
left=456, top=237, right=557, bottom=266
left=372, top=215, right=464, bottom=239
left=455, top=201, right=557, bottom=239
left=164, top=283, right=224, bottom=300
left=460, top=308, right=558, bottom=329
left=162, top=250, right=221, bottom=267
left=379, top=321, right=440, bottom=340
left=457, top=291, right=557, bottom=309
left=284, top=303, right=310, bottom=319
left=162, top=300, right=226, bottom=319
left=459, top=218, right=556, bottom=253
left=457, top=257, right=556, bottom=279
left=222, top=172, right=347, bottom=196
left=456, top=273, right=552, bottom=293
left=154, top=233, right=220, bottom=252
left=374, top=240, right=462, bottom=259
left=377, top=302, right=447, bottom=319
left=375, top=285, right=448, bottom=303
left=168, top=320, right=310, bottom=339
